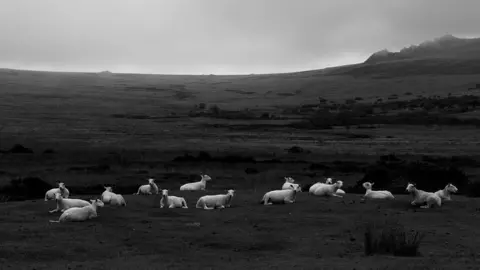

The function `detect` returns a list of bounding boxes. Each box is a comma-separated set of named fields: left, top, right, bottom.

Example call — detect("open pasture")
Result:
left=1, top=192, right=480, bottom=269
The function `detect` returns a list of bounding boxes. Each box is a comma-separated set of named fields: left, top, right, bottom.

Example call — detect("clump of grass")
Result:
left=364, top=218, right=425, bottom=257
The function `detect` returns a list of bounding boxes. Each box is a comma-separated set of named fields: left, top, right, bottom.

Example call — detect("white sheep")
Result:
left=312, top=180, right=344, bottom=197
left=49, top=199, right=104, bottom=223
left=180, top=174, right=211, bottom=191
left=49, top=193, right=91, bottom=213
left=44, top=182, right=70, bottom=201
left=160, top=189, right=188, bottom=209
left=282, top=177, right=300, bottom=191
left=406, top=183, right=441, bottom=208
left=195, top=189, right=235, bottom=210
left=260, top=184, right=301, bottom=205
left=325, top=178, right=346, bottom=195
left=362, top=182, right=395, bottom=200
left=102, top=186, right=126, bottom=206
left=135, top=178, right=159, bottom=195
left=434, top=183, right=458, bottom=202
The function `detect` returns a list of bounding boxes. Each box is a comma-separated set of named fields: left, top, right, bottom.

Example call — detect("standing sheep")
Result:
left=135, top=178, right=159, bottom=195
left=196, top=189, right=235, bottom=210
left=361, top=182, right=395, bottom=200
left=434, top=183, right=458, bottom=202
left=260, top=184, right=301, bottom=205
left=180, top=174, right=212, bottom=191
left=49, top=193, right=91, bottom=213
left=45, top=182, right=70, bottom=201
left=406, top=183, right=442, bottom=209
left=160, top=189, right=188, bottom=209
left=49, top=199, right=104, bottom=223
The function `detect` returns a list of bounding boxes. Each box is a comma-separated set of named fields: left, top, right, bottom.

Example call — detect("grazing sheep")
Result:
left=325, top=178, right=346, bottom=195
left=135, top=178, right=159, bottom=195
left=362, top=182, right=395, bottom=200
left=312, top=180, right=344, bottom=197
left=49, top=199, right=104, bottom=223
left=49, top=193, right=91, bottom=213
left=160, top=189, right=188, bottom=209
left=260, top=184, right=301, bottom=205
left=434, top=183, right=458, bottom=202
left=44, top=182, right=70, bottom=201
left=102, top=186, right=126, bottom=206
left=406, top=183, right=441, bottom=209
left=282, top=177, right=301, bottom=191
left=180, top=174, right=212, bottom=191
left=195, top=189, right=235, bottom=210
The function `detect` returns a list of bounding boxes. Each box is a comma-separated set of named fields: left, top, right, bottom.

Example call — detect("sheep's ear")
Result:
left=371, top=182, right=375, bottom=186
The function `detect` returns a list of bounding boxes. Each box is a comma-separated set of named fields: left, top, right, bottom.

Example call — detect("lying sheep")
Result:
left=362, top=182, right=395, bottom=200
left=49, top=193, right=91, bottom=213
left=102, top=186, right=126, bottom=206
left=180, top=174, right=211, bottom=191
left=160, top=189, right=188, bottom=209
left=135, top=178, right=159, bottom=195
left=434, top=183, right=458, bottom=202
left=325, top=178, right=346, bottom=195
left=282, top=177, right=300, bottom=191
left=312, top=180, right=344, bottom=197
left=195, top=189, right=235, bottom=210
left=308, top=178, right=331, bottom=194
left=49, top=199, right=104, bottom=223
left=406, top=183, right=441, bottom=209
left=44, top=182, right=70, bottom=201
left=260, top=184, right=301, bottom=205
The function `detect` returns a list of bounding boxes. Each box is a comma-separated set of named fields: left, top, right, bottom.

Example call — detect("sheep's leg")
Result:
left=420, top=205, right=430, bottom=209
left=217, top=205, right=226, bottom=209
left=203, top=205, right=214, bottom=210
left=169, top=204, right=175, bottom=209
left=49, top=208, right=59, bottom=213
left=332, top=193, right=343, bottom=198
left=285, top=199, right=294, bottom=204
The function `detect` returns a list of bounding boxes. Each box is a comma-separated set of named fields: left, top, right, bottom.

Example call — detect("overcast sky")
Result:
left=1, top=0, right=479, bottom=75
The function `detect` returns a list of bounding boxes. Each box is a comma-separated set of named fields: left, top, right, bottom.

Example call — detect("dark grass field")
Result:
left=2, top=64, right=480, bottom=269
left=2, top=192, right=480, bottom=270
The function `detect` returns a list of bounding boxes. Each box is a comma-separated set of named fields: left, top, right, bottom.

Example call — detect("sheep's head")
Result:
left=362, top=182, right=373, bottom=190
left=445, top=183, right=458, bottom=193
left=91, top=199, right=105, bottom=207
left=104, top=186, right=113, bottom=192
left=161, top=189, right=169, bottom=196
left=406, top=183, right=416, bottom=193
left=227, top=189, right=235, bottom=196
left=58, top=182, right=66, bottom=189
left=54, top=192, right=63, bottom=200
left=325, top=178, right=333, bottom=184
left=334, top=180, right=343, bottom=188
left=289, top=184, right=302, bottom=192
left=148, top=178, right=155, bottom=184
left=284, top=177, right=295, bottom=183
left=202, top=175, right=212, bottom=181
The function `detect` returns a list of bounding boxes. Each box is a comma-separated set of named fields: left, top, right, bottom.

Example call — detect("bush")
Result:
left=465, top=181, right=480, bottom=197
left=0, top=176, right=53, bottom=200
left=364, top=218, right=425, bottom=257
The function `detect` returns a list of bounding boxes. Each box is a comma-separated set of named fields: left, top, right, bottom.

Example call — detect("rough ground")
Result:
left=1, top=192, right=480, bottom=269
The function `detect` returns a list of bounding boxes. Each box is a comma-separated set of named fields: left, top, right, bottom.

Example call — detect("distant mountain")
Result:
left=365, top=34, right=480, bottom=64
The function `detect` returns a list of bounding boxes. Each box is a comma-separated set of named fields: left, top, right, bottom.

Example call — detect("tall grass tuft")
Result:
left=364, top=218, right=425, bottom=257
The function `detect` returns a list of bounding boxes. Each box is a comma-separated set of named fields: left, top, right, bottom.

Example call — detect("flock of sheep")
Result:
left=43, top=174, right=459, bottom=223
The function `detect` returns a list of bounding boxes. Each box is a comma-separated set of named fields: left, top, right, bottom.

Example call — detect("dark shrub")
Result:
left=0, top=176, right=52, bottom=200
left=364, top=218, right=425, bottom=257
left=8, top=144, right=33, bottom=154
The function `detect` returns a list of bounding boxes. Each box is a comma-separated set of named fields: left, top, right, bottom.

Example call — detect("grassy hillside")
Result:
left=2, top=51, right=480, bottom=268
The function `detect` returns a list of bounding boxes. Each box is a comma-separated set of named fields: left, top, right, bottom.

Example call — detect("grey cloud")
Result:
left=1, top=0, right=479, bottom=74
